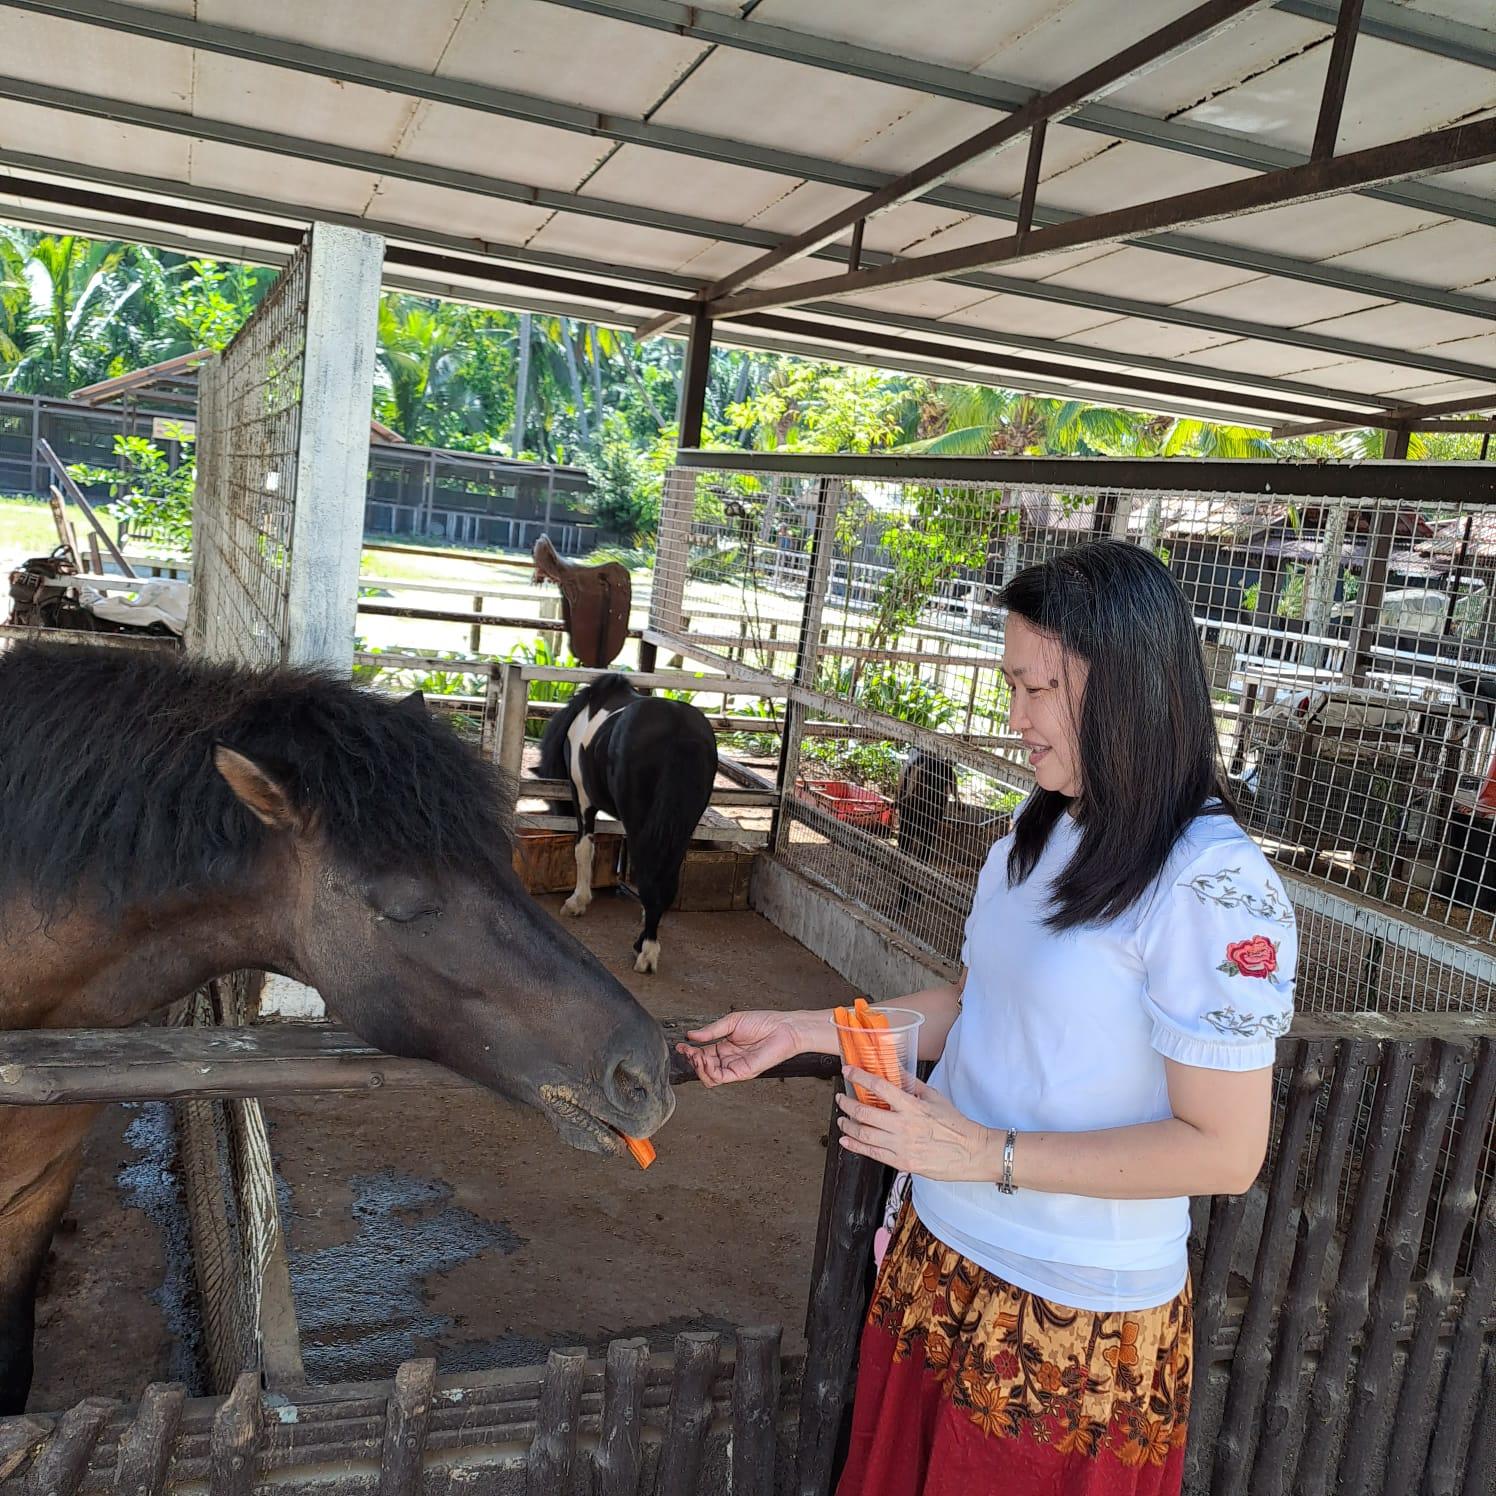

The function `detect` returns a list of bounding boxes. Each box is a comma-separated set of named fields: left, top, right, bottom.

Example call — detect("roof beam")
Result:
left=0, top=165, right=1399, bottom=430
left=9, top=157, right=1485, bottom=411
left=709, top=115, right=1496, bottom=319
left=525, top=0, right=1496, bottom=231
left=4, top=0, right=1492, bottom=242
left=1276, top=0, right=1496, bottom=72
left=699, top=0, right=1275, bottom=301
left=1311, top=0, right=1365, bottom=162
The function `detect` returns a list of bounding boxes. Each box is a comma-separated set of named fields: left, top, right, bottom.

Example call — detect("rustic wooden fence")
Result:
left=2, top=1014, right=1492, bottom=1494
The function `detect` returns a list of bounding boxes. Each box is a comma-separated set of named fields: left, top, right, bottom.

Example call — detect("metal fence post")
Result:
left=771, top=477, right=842, bottom=854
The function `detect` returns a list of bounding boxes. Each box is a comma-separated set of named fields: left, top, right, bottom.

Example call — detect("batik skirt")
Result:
left=836, top=1205, right=1193, bottom=1496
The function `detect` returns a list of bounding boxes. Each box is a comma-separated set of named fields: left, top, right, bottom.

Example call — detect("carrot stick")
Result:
left=835, top=1005, right=881, bottom=1105
left=853, top=999, right=902, bottom=1089
left=623, top=1135, right=656, bottom=1169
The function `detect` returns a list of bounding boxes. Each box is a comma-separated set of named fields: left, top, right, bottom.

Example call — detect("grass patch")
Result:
left=0, top=497, right=62, bottom=560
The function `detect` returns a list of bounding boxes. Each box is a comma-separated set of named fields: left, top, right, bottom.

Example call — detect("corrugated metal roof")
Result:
left=0, top=0, right=1490, bottom=428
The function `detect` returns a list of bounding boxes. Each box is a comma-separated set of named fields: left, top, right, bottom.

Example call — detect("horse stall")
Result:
left=0, top=226, right=903, bottom=1495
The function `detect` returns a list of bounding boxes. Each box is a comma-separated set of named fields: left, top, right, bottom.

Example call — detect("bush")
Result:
left=69, top=428, right=195, bottom=553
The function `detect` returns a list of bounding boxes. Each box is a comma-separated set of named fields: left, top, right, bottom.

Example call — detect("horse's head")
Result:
left=212, top=696, right=672, bottom=1157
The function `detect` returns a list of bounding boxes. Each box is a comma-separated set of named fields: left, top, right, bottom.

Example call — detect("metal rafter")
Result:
left=2, top=74, right=1492, bottom=369
left=0, top=166, right=1406, bottom=430
left=698, top=0, right=1275, bottom=301
left=2, top=1, right=1492, bottom=253
left=709, top=115, right=1496, bottom=319
left=1312, top=0, right=1366, bottom=161
left=6, top=159, right=1479, bottom=412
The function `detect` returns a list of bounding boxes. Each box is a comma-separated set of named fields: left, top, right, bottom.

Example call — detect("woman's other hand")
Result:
left=836, top=1069, right=995, bottom=1182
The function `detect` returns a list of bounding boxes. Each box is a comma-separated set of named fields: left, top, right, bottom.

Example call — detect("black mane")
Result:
left=0, top=642, right=513, bottom=913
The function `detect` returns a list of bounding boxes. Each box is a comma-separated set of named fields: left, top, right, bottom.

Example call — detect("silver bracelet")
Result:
left=997, top=1128, right=1017, bottom=1195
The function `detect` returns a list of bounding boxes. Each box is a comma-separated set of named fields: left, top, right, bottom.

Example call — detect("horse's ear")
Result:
left=397, top=690, right=428, bottom=718
left=214, top=746, right=301, bottom=832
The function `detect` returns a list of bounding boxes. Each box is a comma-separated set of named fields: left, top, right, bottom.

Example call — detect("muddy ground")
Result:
left=27, top=892, right=854, bottom=1410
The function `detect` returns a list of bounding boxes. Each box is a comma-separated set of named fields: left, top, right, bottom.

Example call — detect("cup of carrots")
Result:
left=833, top=998, right=924, bottom=1108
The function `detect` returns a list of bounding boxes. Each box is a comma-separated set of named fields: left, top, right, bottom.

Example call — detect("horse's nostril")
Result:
left=606, top=1059, right=651, bottom=1111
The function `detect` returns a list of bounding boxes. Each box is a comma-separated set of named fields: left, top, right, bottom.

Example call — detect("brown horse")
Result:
left=0, top=641, right=673, bottom=1414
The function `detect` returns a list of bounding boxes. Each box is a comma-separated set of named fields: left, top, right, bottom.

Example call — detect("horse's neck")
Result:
left=0, top=888, right=287, bottom=1030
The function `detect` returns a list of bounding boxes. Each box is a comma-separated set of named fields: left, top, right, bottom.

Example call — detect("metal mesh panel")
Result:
left=656, top=464, right=1496, bottom=1014
left=180, top=236, right=314, bottom=1390
left=187, top=248, right=308, bottom=665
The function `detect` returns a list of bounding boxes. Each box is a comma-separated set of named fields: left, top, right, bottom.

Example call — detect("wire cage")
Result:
left=654, top=457, right=1496, bottom=1015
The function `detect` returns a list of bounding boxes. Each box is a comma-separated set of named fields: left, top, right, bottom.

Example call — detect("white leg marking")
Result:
left=634, top=938, right=661, bottom=974
left=562, top=834, right=595, bottom=917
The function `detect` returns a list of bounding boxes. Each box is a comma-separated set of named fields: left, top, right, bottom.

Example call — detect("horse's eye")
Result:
left=376, top=903, right=442, bottom=925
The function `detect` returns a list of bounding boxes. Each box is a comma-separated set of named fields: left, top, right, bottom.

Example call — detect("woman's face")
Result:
left=1002, top=615, right=1087, bottom=799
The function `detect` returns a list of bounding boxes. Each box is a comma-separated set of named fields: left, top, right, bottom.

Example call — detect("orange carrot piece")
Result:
left=623, top=1135, right=656, bottom=1169
left=835, top=1005, right=882, bottom=1105
left=853, top=1000, right=901, bottom=1089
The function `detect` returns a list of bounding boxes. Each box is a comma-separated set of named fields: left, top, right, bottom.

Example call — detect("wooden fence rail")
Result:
left=2, top=1020, right=1491, bottom=1494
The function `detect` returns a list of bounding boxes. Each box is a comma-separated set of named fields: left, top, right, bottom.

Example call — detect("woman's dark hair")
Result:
left=1001, top=540, right=1232, bottom=929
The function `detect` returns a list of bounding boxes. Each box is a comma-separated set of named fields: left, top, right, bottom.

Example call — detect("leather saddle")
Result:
left=531, top=534, right=632, bottom=668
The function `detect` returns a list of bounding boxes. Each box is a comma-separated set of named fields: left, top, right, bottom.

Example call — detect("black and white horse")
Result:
left=539, top=674, right=717, bottom=973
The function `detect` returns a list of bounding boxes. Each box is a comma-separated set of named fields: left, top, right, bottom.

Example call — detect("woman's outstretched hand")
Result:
left=676, top=1010, right=816, bottom=1087
left=836, top=1069, right=995, bottom=1182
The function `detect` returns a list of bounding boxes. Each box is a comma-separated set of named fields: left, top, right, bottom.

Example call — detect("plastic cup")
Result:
left=833, top=1006, right=924, bottom=1109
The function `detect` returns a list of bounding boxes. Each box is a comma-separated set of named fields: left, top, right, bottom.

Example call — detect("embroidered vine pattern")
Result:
left=1180, top=866, right=1295, bottom=925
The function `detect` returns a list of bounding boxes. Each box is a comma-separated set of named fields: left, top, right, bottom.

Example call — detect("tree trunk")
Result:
left=1303, top=499, right=1350, bottom=671
left=561, top=319, right=590, bottom=445
left=512, top=313, right=532, bottom=458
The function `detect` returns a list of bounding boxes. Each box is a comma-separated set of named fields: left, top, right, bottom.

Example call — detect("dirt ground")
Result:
left=26, top=891, right=855, bottom=1409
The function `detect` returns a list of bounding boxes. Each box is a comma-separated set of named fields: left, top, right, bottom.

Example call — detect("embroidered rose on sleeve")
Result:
left=1220, top=935, right=1278, bottom=979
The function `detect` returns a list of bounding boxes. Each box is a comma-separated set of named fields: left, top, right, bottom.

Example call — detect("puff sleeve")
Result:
left=1136, top=848, right=1297, bottom=1071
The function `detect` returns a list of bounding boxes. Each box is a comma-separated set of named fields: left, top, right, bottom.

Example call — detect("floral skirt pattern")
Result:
left=836, top=1205, right=1193, bottom=1496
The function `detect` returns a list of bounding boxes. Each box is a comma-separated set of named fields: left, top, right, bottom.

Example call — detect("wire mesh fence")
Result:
left=656, top=459, right=1496, bottom=1015
left=187, top=251, right=307, bottom=666
left=181, top=235, right=316, bottom=1391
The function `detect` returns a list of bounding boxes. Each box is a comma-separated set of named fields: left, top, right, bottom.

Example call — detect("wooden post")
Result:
left=773, top=478, right=841, bottom=853
left=526, top=1348, right=586, bottom=1496
left=1423, top=1177, right=1495, bottom=1495
left=378, top=1358, right=436, bottom=1496
left=1339, top=1039, right=1466, bottom=1493
left=732, top=1325, right=782, bottom=1496
left=1383, top=1039, right=1496, bottom=1493
left=1211, top=1040, right=1328, bottom=1496
left=1253, top=1038, right=1371, bottom=1495
left=208, top=1372, right=262, bottom=1496
left=595, top=1337, right=649, bottom=1496
left=113, top=1382, right=185, bottom=1496
left=20, top=1397, right=113, bottom=1495
left=497, top=660, right=528, bottom=782
left=470, top=594, right=484, bottom=654
left=0, top=1417, right=50, bottom=1482
left=1183, top=1188, right=1249, bottom=1492
left=481, top=663, right=503, bottom=757
left=795, top=1084, right=888, bottom=1496
left=657, top=1331, right=720, bottom=1496
left=1292, top=1039, right=1417, bottom=1494
left=540, top=594, right=562, bottom=657
left=676, top=310, right=713, bottom=452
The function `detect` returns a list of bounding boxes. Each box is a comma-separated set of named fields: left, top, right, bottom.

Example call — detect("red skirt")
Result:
left=837, top=1206, right=1192, bottom=1496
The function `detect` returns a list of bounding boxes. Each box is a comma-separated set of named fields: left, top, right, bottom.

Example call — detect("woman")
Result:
left=679, top=542, right=1296, bottom=1496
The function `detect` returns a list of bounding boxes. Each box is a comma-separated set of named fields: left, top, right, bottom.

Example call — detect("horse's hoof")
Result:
left=633, top=940, right=660, bottom=974
left=562, top=895, right=590, bottom=917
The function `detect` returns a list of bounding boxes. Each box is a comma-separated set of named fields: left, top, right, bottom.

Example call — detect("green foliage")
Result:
left=68, top=427, right=195, bottom=552
left=817, top=660, right=961, bottom=732
left=801, top=737, right=905, bottom=797
left=584, top=414, right=655, bottom=538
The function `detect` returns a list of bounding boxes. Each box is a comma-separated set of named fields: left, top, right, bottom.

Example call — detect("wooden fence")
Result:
left=1, top=1012, right=1491, bottom=1493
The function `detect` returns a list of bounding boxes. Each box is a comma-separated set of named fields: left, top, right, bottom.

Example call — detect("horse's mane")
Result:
left=536, top=672, right=636, bottom=781
left=0, top=641, right=513, bottom=914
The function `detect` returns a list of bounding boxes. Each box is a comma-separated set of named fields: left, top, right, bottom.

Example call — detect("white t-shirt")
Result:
left=911, top=804, right=1297, bottom=1312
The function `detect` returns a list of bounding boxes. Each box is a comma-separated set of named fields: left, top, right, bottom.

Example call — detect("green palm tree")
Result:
left=1, top=231, right=139, bottom=393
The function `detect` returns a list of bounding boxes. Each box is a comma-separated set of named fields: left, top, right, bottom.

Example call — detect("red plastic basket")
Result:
left=797, top=778, right=894, bottom=831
